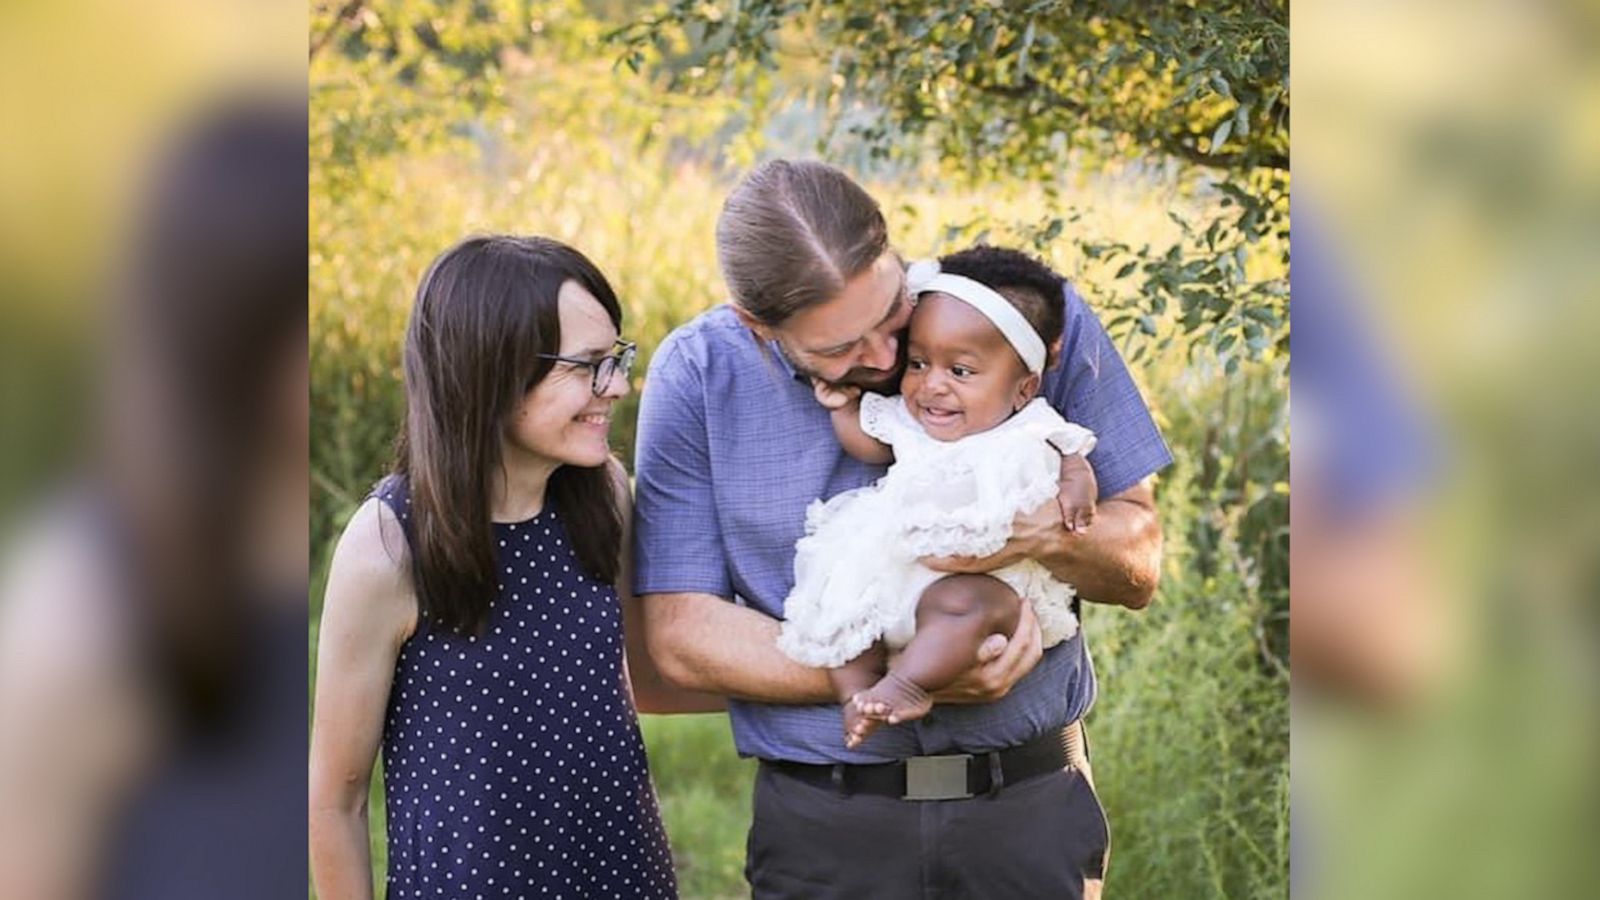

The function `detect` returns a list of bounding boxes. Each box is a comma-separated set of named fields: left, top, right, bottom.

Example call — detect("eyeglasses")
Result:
left=535, top=339, right=637, bottom=397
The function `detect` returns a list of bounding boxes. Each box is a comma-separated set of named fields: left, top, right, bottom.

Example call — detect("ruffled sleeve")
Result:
left=1015, top=398, right=1097, bottom=456
left=858, top=391, right=908, bottom=446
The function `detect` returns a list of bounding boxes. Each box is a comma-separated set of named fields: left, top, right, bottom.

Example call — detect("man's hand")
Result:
left=925, top=479, right=1163, bottom=609
left=922, top=499, right=1065, bottom=574
left=811, top=380, right=862, bottom=411
left=926, top=602, right=1043, bottom=703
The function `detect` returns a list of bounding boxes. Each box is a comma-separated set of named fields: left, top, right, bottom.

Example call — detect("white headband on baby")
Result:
left=905, top=259, right=1046, bottom=374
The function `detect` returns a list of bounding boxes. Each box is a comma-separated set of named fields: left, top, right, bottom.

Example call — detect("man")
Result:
left=633, top=159, right=1170, bottom=898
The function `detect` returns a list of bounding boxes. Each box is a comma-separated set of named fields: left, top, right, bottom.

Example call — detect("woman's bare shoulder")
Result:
left=322, top=497, right=417, bottom=643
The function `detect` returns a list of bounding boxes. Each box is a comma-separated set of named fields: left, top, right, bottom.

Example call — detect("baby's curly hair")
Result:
left=936, top=244, right=1067, bottom=369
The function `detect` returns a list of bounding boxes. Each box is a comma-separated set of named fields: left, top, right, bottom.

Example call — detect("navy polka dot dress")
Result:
left=374, top=477, right=677, bottom=898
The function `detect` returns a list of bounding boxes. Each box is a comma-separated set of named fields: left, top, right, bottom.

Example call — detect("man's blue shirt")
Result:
left=632, top=287, right=1172, bottom=764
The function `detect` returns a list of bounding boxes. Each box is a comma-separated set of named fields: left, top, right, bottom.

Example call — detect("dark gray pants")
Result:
left=744, top=760, right=1110, bottom=899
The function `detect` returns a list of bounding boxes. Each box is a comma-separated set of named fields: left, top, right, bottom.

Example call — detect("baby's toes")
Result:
left=859, top=699, right=893, bottom=720
left=850, top=693, right=880, bottom=714
left=842, top=706, right=882, bottom=748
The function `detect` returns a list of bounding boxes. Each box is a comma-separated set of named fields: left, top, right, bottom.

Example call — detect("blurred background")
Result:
left=0, top=1, right=306, bottom=898
left=309, top=2, right=1288, bottom=898
left=1292, top=1, right=1600, bottom=898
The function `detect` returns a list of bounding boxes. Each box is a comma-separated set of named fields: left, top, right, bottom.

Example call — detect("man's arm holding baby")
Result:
left=927, top=475, right=1163, bottom=610
left=1046, top=478, right=1162, bottom=608
left=640, top=590, right=1043, bottom=702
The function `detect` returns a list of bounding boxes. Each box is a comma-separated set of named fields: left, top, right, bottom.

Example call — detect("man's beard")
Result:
left=796, top=360, right=903, bottom=395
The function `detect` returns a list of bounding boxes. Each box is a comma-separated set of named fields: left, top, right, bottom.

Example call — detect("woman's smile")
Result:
left=575, top=409, right=612, bottom=429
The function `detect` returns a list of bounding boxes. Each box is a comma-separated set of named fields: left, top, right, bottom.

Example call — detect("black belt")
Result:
left=760, top=723, right=1078, bottom=801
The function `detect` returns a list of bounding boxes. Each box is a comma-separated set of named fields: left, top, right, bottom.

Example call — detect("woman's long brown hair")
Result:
left=394, top=235, right=623, bottom=635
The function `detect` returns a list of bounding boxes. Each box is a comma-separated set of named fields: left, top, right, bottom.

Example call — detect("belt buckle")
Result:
left=902, top=754, right=973, bottom=801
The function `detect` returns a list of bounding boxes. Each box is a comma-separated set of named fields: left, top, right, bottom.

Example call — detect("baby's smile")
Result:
left=913, top=401, right=965, bottom=435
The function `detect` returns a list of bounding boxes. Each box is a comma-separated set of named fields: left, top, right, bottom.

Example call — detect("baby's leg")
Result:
left=853, top=575, right=1023, bottom=734
left=828, top=643, right=888, bottom=748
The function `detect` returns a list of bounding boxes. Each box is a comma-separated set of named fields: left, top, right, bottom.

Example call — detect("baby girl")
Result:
left=778, top=248, right=1099, bottom=747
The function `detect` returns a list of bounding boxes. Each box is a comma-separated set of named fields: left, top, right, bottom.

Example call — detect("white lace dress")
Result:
left=777, top=393, right=1098, bottom=669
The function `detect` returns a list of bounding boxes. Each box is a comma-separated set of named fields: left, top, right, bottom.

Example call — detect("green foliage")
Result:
left=613, top=0, right=1290, bottom=371
left=616, top=1, right=1288, bottom=167
left=1085, top=385, right=1289, bottom=898
left=640, top=716, right=757, bottom=897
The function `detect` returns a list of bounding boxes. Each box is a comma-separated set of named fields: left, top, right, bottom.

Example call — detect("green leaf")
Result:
left=1115, top=261, right=1138, bottom=279
left=1139, top=315, right=1158, bottom=335
left=1016, top=20, right=1036, bottom=81
left=1210, top=117, right=1233, bottom=153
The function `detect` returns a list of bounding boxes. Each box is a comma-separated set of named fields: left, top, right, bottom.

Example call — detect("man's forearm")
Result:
left=640, top=591, right=836, bottom=703
left=1042, top=479, right=1163, bottom=609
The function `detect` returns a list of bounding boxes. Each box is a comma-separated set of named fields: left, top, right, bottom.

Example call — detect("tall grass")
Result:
left=311, top=46, right=1288, bottom=900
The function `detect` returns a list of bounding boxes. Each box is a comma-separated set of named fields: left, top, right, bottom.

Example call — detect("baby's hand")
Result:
left=812, top=380, right=862, bottom=411
left=1058, top=453, right=1098, bottom=533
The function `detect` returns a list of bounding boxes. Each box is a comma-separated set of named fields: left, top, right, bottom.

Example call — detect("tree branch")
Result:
left=969, top=76, right=1289, bottom=173
left=1165, top=139, right=1290, bottom=173
left=309, top=0, right=366, bottom=63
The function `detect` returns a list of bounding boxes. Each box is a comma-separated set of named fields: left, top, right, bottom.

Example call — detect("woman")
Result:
left=309, top=235, right=714, bottom=899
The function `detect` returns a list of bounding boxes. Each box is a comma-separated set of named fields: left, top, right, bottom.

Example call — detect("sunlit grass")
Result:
left=640, top=715, right=756, bottom=899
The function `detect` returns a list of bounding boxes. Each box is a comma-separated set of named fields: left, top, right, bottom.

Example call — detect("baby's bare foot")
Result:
left=854, top=671, right=933, bottom=727
left=843, top=700, right=879, bottom=749
left=854, top=694, right=892, bottom=719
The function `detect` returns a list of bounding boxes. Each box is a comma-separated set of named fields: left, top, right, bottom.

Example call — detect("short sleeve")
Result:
left=631, top=336, right=731, bottom=599
left=1041, top=285, right=1174, bottom=498
left=1014, top=399, right=1098, bottom=457
left=858, top=391, right=905, bottom=445
left=1048, top=422, right=1098, bottom=457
